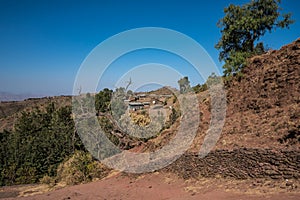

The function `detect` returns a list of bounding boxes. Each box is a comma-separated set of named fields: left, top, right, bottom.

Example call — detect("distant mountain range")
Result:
left=0, top=92, right=44, bottom=102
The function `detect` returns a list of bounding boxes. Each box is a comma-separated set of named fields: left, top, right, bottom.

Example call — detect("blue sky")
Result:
left=0, top=0, right=299, bottom=96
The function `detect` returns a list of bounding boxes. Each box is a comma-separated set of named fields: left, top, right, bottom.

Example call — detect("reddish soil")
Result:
left=1, top=172, right=299, bottom=200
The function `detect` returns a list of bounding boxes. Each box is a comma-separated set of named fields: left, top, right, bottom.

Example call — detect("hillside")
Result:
left=0, top=38, right=299, bottom=200
left=0, top=92, right=41, bottom=102
left=142, top=38, right=300, bottom=153
left=0, top=96, right=71, bottom=132
left=1, top=39, right=299, bottom=153
left=219, top=38, right=300, bottom=149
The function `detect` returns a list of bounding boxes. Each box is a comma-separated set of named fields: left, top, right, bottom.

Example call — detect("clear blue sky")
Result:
left=0, top=0, right=299, bottom=96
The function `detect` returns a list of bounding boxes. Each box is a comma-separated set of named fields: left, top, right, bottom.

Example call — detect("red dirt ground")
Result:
left=1, top=172, right=299, bottom=200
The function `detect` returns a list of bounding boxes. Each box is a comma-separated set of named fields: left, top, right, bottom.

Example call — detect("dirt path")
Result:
left=1, top=172, right=299, bottom=200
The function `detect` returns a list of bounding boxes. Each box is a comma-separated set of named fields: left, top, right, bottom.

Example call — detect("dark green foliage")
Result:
left=169, top=108, right=180, bottom=125
left=206, top=72, right=223, bottom=87
left=178, top=77, right=191, bottom=94
left=192, top=83, right=208, bottom=93
left=216, top=0, right=294, bottom=77
left=0, top=104, right=84, bottom=186
left=192, top=73, right=222, bottom=93
left=172, top=95, right=177, bottom=104
left=98, top=116, right=119, bottom=146
left=0, top=130, right=10, bottom=185
left=254, top=42, right=266, bottom=55
left=95, top=88, right=113, bottom=113
left=111, top=87, right=127, bottom=120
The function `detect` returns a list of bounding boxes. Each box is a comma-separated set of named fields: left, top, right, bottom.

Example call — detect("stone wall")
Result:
left=164, top=148, right=300, bottom=180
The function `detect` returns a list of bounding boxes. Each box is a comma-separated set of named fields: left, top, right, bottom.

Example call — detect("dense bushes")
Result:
left=0, top=103, right=84, bottom=186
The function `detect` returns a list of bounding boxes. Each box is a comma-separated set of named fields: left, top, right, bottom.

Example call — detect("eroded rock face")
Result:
left=218, top=38, right=300, bottom=147
left=144, top=39, right=300, bottom=153
left=164, top=149, right=300, bottom=180
left=227, top=38, right=300, bottom=113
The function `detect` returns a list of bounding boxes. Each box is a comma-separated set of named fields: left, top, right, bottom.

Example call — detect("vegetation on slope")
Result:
left=0, top=103, right=84, bottom=186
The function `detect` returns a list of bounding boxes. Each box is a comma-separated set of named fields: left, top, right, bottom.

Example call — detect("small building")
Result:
left=128, top=102, right=144, bottom=111
left=143, top=102, right=150, bottom=108
left=138, top=94, right=146, bottom=100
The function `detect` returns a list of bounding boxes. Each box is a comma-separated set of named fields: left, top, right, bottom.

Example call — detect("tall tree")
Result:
left=178, top=76, right=191, bottom=94
left=215, top=0, right=294, bottom=76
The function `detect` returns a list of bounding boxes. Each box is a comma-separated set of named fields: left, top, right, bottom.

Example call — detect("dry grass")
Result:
left=183, top=176, right=300, bottom=195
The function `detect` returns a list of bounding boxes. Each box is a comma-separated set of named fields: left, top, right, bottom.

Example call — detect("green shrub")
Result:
left=56, top=151, right=110, bottom=185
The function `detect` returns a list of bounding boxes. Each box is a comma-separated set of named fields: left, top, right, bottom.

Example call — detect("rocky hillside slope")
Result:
left=222, top=38, right=300, bottom=148
left=153, top=38, right=300, bottom=181
left=142, top=39, right=299, bottom=153
left=189, top=38, right=300, bottom=151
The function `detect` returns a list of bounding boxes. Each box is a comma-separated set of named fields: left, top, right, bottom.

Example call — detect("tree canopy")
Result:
left=215, top=0, right=294, bottom=76
left=0, top=104, right=84, bottom=185
left=95, top=88, right=113, bottom=113
left=178, top=76, right=191, bottom=94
